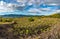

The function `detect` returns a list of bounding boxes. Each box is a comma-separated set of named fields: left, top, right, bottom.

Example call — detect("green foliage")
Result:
left=28, top=17, right=34, bottom=22
left=47, top=13, right=60, bottom=18
left=0, top=17, right=2, bottom=22
left=5, top=19, right=11, bottom=22
left=0, top=19, right=2, bottom=22
left=0, top=18, right=13, bottom=22
left=13, top=25, right=51, bottom=36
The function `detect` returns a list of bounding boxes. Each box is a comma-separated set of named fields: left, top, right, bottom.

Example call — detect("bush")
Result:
left=5, top=19, right=12, bottom=22
left=13, top=25, right=51, bottom=37
left=0, top=17, right=2, bottom=22
left=28, top=17, right=34, bottom=22
left=2, top=18, right=13, bottom=22
left=0, top=19, right=2, bottom=22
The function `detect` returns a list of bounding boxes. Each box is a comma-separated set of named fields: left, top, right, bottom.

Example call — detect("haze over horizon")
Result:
left=0, top=0, right=60, bottom=15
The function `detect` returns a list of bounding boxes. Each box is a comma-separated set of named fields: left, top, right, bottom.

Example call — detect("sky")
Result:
left=0, top=0, right=60, bottom=15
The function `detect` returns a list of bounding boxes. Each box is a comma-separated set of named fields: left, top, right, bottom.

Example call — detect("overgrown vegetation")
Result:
left=0, top=13, right=60, bottom=39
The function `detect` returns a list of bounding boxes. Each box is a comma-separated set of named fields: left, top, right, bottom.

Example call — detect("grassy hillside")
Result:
left=45, top=13, right=60, bottom=18
left=0, top=13, right=60, bottom=39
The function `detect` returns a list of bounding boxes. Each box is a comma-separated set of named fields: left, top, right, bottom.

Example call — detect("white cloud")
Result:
left=40, top=7, right=52, bottom=11
left=0, top=1, right=16, bottom=12
left=54, top=10, right=60, bottom=13
left=47, top=3, right=58, bottom=6
left=17, top=0, right=60, bottom=5
left=28, top=8, right=41, bottom=13
left=45, top=0, right=60, bottom=5
left=27, top=2, right=33, bottom=6
left=17, top=0, right=41, bottom=6
left=28, top=7, right=52, bottom=13
left=17, top=0, right=26, bottom=3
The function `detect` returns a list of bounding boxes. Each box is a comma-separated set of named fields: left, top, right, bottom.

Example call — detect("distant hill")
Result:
left=0, top=14, right=43, bottom=18
left=0, top=13, right=60, bottom=18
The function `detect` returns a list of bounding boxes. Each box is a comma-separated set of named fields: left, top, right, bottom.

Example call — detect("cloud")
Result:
left=28, top=7, right=53, bottom=13
left=28, top=8, right=40, bottom=13
left=47, top=3, right=58, bottom=6
left=17, top=0, right=60, bottom=6
left=0, top=0, right=60, bottom=15
left=0, top=1, right=16, bottom=12
left=54, top=10, right=60, bottom=13
left=17, top=0, right=26, bottom=3
left=45, top=0, right=60, bottom=5
left=40, top=8, right=51, bottom=11
left=16, top=0, right=41, bottom=6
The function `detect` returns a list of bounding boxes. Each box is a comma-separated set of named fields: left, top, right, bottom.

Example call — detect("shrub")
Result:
left=28, top=17, right=34, bottom=22
left=0, top=17, right=2, bottom=22
left=0, top=19, right=2, bottom=22
left=5, top=19, right=11, bottom=22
